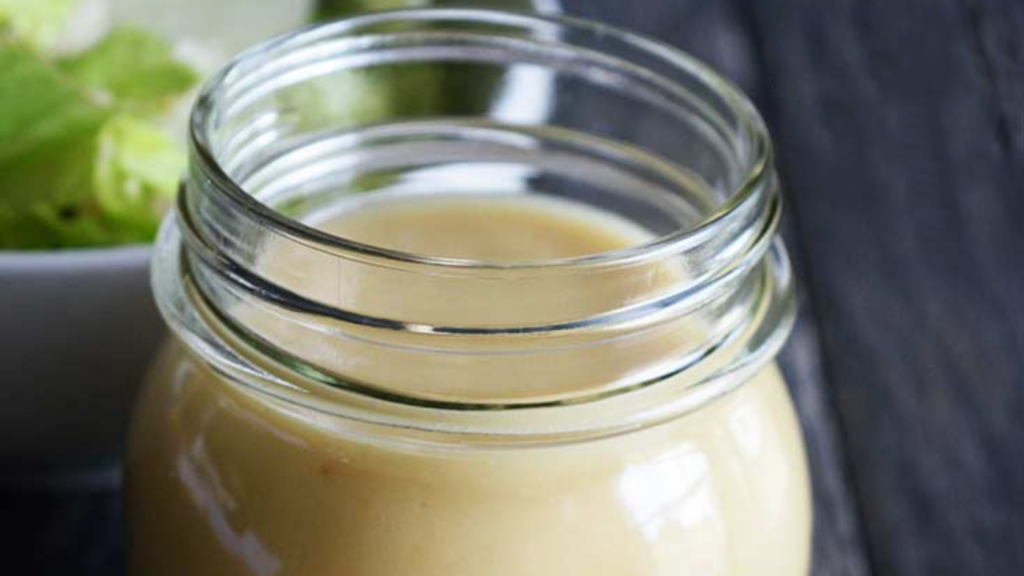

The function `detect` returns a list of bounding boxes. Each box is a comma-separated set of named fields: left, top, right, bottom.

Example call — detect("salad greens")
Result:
left=0, top=1, right=198, bottom=249
left=0, top=0, right=74, bottom=50
left=1, top=0, right=538, bottom=249
left=59, top=27, right=199, bottom=111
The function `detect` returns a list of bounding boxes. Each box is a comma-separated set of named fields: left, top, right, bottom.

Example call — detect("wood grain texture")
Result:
left=564, top=0, right=759, bottom=92
left=736, top=0, right=1024, bottom=574
left=778, top=228, right=874, bottom=576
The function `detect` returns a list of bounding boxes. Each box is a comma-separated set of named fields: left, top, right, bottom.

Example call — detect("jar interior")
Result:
left=196, top=11, right=761, bottom=259
left=164, top=10, right=789, bottom=425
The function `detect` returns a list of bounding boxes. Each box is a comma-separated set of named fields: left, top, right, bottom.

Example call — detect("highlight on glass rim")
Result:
left=2, top=1, right=1020, bottom=576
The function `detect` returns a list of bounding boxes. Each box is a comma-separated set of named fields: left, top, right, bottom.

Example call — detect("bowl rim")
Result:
left=0, top=244, right=152, bottom=270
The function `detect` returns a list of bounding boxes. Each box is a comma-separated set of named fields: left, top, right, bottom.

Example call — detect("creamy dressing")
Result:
left=126, top=193, right=811, bottom=575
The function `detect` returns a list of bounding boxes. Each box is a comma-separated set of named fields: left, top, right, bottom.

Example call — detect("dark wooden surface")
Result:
left=739, top=1, right=1024, bottom=575
left=2, top=1, right=1021, bottom=575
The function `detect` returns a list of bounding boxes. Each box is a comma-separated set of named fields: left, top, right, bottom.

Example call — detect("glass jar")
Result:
left=125, top=9, right=811, bottom=576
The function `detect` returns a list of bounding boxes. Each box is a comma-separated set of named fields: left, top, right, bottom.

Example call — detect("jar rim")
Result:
left=189, top=7, right=773, bottom=272
left=154, top=8, right=795, bottom=440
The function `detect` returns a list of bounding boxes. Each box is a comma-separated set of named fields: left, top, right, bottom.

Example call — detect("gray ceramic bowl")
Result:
left=0, top=246, right=163, bottom=480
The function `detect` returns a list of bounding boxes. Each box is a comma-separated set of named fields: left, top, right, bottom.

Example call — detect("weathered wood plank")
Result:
left=737, top=0, right=1024, bottom=574
left=565, top=0, right=759, bottom=92
left=779, top=230, right=875, bottom=576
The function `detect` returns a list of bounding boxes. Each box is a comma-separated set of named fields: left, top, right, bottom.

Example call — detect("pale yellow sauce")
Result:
left=126, top=193, right=811, bottom=575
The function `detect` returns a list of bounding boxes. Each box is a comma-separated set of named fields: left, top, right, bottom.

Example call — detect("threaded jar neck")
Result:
left=153, top=9, right=794, bottom=443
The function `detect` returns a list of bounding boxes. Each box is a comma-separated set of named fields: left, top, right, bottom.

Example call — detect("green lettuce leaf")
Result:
left=0, top=0, right=73, bottom=50
left=58, top=26, right=200, bottom=111
left=0, top=26, right=197, bottom=249
left=93, top=114, right=183, bottom=235
left=0, top=44, right=109, bottom=248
